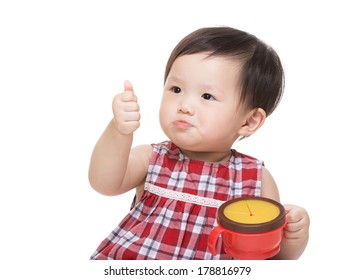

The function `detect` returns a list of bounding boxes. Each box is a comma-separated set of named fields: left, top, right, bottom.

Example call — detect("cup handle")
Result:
left=208, top=226, right=224, bottom=256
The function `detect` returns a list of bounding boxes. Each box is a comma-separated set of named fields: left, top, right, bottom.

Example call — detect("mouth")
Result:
left=173, top=120, right=193, bottom=128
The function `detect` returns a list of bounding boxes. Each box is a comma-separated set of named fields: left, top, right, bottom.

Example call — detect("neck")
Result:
left=179, top=148, right=232, bottom=163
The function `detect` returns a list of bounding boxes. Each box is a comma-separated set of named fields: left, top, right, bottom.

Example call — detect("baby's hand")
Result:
left=283, top=204, right=310, bottom=241
left=112, top=80, right=141, bottom=135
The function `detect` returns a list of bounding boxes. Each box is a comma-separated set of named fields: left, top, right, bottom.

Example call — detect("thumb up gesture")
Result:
left=112, top=80, right=141, bottom=135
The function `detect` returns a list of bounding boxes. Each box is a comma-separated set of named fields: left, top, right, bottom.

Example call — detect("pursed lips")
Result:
left=173, top=120, right=193, bottom=128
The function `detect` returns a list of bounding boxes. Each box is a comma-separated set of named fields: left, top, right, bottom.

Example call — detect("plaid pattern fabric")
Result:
left=91, top=141, right=262, bottom=260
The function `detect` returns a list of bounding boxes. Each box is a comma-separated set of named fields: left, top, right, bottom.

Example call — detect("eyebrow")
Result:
left=165, top=75, right=224, bottom=94
left=165, top=75, right=184, bottom=84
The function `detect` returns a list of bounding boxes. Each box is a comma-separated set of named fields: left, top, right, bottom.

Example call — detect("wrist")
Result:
left=110, top=119, right=134, bottom=138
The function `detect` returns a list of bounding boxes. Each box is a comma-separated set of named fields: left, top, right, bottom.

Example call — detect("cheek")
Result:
left=159, top=100, right=170, bottom=119
left=203, top=108, right=232, bottom=125
left=202, top=109, right=238, bottom=133
left=159, top=98, right=174, bottom=127
left=158, top=108, right=167, bottom=133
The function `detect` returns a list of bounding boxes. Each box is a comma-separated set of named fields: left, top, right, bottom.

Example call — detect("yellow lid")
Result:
left=223, top=199, right=280, bottom=224
left=218, top=197, right=286, bottom=233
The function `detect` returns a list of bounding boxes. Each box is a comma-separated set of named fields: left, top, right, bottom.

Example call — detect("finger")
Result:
left=117, top=80, right=137, bottom=102
left=113, top=93, right=140, bottom=111
left=122, top=101, right=140, bottom=112
left=124, top=80, right=134, bottom=93
left=284, top=204, right=308, bottom=223
left=283, top=224, right=309, bottom=239
left=284, top=218, right=309, bottom=240
left=283, top=229, right=302, bottom=240
left=285, top=220, right=304, bottom=232
left=119, top=111, right=141, bottom=122
left=124, top=121, right=140, bottom=133
left=117, top=91, right=138, bottom=102
left=285, top=212, right=302, bottom=224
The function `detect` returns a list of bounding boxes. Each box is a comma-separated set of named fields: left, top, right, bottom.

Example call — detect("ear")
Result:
left=238, top=108, right=266, bottom=137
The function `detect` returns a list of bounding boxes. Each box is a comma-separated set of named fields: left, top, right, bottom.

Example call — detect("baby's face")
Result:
left=159, top=53, right=251, bottom=155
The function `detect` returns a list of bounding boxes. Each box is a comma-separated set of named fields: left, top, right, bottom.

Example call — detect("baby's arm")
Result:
left=89, top=80, right=151, bottom=196
left=261, top=167, right=310, bottom=259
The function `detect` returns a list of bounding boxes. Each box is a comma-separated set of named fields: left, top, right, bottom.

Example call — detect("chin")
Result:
left=166, top=135, right=194, bottom=149
left=172, top=139, right=205, bottom=152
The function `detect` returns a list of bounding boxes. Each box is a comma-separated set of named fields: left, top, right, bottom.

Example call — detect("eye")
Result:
left=171, top=86, right=181, bottom=94
left=201, top=93, right=215, bottom=100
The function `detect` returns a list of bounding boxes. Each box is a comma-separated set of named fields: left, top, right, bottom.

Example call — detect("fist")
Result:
left=112, top=80, right=141, bottom=135
left=283, top=204, right=310, bottom=240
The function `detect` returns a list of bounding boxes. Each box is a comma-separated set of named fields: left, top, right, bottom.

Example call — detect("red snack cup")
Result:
left=208, top=197, right=286, bottom=260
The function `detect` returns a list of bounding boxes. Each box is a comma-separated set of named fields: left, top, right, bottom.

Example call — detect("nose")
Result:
left=177, top=96, right=195, bottom=115
left=178, top=103, right=195, bottom=115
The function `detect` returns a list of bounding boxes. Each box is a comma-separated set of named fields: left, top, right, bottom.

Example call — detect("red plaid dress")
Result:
left=91, top=141, right=262, bottom=260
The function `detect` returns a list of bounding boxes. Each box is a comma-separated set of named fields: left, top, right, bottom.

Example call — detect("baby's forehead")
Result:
left=179, top=51, right=244, bottom=63
left=172, top=52, right=244, bottom=70
left=168, top=53, right=244, bottom=85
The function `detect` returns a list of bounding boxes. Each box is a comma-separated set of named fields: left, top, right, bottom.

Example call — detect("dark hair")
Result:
left=164, top=27, right=284, bottom=116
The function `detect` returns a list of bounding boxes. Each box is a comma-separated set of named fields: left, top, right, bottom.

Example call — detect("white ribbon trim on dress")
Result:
left=144, top=183, right=225, bottom=208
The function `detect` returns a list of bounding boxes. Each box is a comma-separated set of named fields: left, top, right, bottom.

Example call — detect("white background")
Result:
left=1, top=0, right=353, bottom=278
